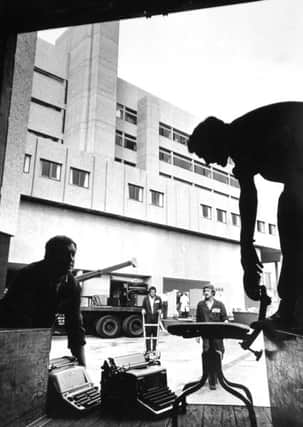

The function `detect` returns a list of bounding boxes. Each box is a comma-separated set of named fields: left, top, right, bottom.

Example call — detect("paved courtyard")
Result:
left=50, top=331, right=270, bottom=408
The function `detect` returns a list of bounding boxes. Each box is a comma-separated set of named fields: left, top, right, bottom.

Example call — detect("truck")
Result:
left=75, top=259, right=150, bottom=338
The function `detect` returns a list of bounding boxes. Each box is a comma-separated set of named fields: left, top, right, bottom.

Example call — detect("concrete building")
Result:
left=8, top=21, right=281, bottom=315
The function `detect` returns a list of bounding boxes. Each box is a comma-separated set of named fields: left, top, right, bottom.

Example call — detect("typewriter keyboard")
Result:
left=140, top=386, right=177, bottom=413
left=67, top=386, right=101, bottom=410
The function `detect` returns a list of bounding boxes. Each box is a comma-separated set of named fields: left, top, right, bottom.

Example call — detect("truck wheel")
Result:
left=95, top=315, right=121, bottom=338
left=122, top=315, right=143, bottom=337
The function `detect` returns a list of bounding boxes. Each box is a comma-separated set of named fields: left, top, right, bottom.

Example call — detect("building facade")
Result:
left=8, top=21, right=282, bottom=314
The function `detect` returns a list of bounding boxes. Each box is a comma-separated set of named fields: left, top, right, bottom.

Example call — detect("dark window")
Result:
left=124, top=133, right=137, bottom=151
left=173, top=128, right=189, bottom=145
left=216, top=208, right=227, bottom=223
left=257, top=220, right=266, bottom=233
left=229, top=175, right=240, bottom=188
left=201, top=204, right=212, bottom=219
left=231, top=213, right=241, bottom=226
left=128, top=184, right=143, bottom=202
left=159, top=148, right=171, bottom=163
left=125, top=107, right=137, bottom=125
left=194, top=161, right=212, bottom=178
left=269, top=223, right=277, bottom=235
left=159, top=122, right=171, bottom=139
left=116, top=103, right=137, bottom=124
left=150, top=190, right=164, bottom=207
left=115, top=130, right=123, bottom=146
left=213, top=168, right=229, bottom=184
left=41, top=159, right=62, bottom=180
left=116, top=103, right=124, bottom=119
left=173, top=153, right=193, bottom=171
left=70, top=167, right=89, bottom=188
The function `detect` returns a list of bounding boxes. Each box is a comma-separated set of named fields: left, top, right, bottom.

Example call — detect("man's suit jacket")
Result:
left=142, top=295, right=162, bottom=323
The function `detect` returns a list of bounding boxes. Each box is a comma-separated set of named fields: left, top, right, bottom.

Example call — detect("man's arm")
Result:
left=196, top=302, right=204, bottom=322
left=239, top=176, right=263, bottom=300
left=142, top=296, right=148, bottom=314
left=220, top=302, right=228, bottom=322
left=195, top=302, right=204, bottom=343
left=157, top=297, right=162, bottom=312
left=64, top=277, right=86, bottom=366
left=239, top=175, right=257, bottom=246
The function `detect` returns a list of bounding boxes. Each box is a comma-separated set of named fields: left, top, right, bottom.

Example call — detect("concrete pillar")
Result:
left=137, top=96, right=160, bottom=173
left=64, top=22, right=119, bottom=157
left=0, top=32, right=36, bottom=293
left=0, top=34, right=17, bottom=203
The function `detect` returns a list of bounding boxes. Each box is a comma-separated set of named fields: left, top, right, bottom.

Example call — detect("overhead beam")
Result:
left=1, top=0, right=265, bottom=34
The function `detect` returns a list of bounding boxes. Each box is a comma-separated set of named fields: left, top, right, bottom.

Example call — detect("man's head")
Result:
left=45, top=235, right=77, bottom=277
left=188, top=117, right=230, bottom=167
left=149, top=286, right=157, bottom=297
left=202, top=284, right=215, bottom=301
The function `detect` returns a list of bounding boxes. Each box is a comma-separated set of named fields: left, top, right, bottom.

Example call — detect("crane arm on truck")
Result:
left=76, top=258, right=137, bottom=282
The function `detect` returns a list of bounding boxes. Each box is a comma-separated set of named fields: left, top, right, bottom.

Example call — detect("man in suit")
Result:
left=142, top=286, right=162, bottom=354
left=0, top=235, right=86, bottom=366
left=196, top=284, right=228, bottom=389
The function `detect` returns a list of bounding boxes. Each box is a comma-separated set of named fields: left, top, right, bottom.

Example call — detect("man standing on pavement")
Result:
left=196, top=284, right=228, bottom=389
left=142, top=286, right=162, bottom=355
left=0, top=235, right=86, bottom=366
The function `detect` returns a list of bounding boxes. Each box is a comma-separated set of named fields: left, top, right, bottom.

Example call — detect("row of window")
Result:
left=115, top=130, right=137, bottom=151
left=201, top=203, right=277, bottom=235
left=116, top=104, right=190, bottom=151
left=23, top=155, right=90, bottom=188
left=201, top=204, right=240, bottom=226
left=257, top=220, right=277, bottom=235
left=159, top=148, right=239, bottom=188
left=128, top=184, right=164, bottom=207
left=159, top=122, right=189, bottom=146
left=116, top=103, right=137, bottom=125
left=23, top=154, right=277, bottom=234
left=159, top=172, right=239, bottom=201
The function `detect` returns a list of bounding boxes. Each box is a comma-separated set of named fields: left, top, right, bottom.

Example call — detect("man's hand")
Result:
left=71, top=345, right=86, bottom=366
left=241, top=244, right=263, bottom=301
left=142, top=308, right=146, bottom=315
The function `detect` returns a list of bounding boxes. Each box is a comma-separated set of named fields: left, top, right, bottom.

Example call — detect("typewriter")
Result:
left=101, top=352, right=177, bottom=416
left=48, top=356, right=101, bottom=412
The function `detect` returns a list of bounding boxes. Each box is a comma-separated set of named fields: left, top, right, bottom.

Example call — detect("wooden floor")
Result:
left=35, top=405, right=272, bottom=427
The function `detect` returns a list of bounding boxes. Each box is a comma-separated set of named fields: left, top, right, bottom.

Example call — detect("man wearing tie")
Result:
left=142, top=286, right=162, bottom=354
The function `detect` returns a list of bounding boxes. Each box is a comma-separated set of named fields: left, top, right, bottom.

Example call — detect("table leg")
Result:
left=215, top=351, right=257, bottom=427
left=172, top=372, right=208, bottom=427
